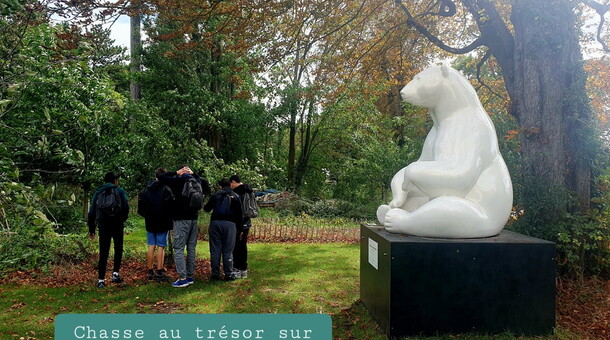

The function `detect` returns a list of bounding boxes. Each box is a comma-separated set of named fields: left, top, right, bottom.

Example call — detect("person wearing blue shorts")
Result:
left=146, top=231, right=169, bottom=279
left=138, top=168, right=174, bottom=281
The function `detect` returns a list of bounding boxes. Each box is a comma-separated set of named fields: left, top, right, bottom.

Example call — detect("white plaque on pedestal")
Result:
left=368, top=238, right=378, bottom=270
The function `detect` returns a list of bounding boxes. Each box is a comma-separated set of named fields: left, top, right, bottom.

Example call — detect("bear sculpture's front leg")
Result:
left=378, top=169, right=430, bottom=225
left=387, top=168, right=407, bottom=209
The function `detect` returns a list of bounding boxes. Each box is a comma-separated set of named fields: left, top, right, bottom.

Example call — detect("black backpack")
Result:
left=96, top=187, right=122, bottom=219
left=215, top=192, right=233, bottom=217
left=241, top=191, right=259, bottom=218
left=181, top=177, right=204, bottom=209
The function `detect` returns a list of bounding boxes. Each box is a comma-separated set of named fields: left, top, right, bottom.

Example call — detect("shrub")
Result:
left=0, top=229, right=96, bottom=275
left=47, top=205, right=85, bottom=234
left=555, top=213, right=610, bottom=278
left=273, top=195, right=373, bottom=220
left=510, top=176, right=610, bottom=279
left=47, top=233, right=96, bottom=265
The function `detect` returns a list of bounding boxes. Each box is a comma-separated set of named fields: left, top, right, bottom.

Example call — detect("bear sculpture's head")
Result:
left=400, top=64, right=452, bottom=109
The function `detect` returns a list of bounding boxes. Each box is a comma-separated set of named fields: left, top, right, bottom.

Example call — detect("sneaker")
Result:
left=186, top=277, right=194, bottom=285
left=147, top=269, right=156, bottom=280
left=224, top=273, right=237, bottom=281
left=232, top=270, right=242, bottom=279
left=240, top=269, right=248, bottom=279
left=210, top=274, right=221, bottom=281
left=155, top=269, right=169, bottom=281
left=171, top=278, right=189, bottom=288
left=96, top=281, right=106, bottom=288
left=111, top=274, right=124, bottom=284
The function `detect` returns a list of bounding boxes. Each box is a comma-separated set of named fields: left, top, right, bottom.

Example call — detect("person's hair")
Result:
left=103, top=172, right=119, bottom=183
left=155, top=168, right=167, bottom=175
left=218, top=179, right=231, bottom=188
left=229, top=175, right=241, bottom=183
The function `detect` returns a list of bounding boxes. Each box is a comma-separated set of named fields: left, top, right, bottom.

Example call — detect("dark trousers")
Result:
left=98, top=225, right=124, bottom=280
left=233, top=228, right=249, bottom=270
left=208, top=220, right=236, bottom=276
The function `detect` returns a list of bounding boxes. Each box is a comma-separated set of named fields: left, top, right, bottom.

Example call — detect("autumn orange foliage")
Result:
left=584, top=57, right=610, bottom=131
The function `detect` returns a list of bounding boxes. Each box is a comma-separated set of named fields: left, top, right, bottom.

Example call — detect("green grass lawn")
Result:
left=0, top=224, right=363, bottom=339
left=0, top=219, right=580, bottom=340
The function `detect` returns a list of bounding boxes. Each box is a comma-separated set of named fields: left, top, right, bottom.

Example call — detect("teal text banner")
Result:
left=55, top=313, right=331, bottom=339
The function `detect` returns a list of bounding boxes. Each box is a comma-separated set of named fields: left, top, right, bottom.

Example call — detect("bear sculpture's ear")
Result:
left=441, top=64, right=450, bottom=78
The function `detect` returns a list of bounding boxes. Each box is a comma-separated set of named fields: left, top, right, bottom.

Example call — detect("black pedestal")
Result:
left=360, top=224, right=556, bottom=337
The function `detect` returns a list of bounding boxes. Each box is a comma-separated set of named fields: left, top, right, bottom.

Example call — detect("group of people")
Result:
left=87, top=167, right=256, bottom=288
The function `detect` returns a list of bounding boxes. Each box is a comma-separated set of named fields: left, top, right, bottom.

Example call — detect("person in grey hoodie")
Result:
left=88, top=172, right=129, bottom=288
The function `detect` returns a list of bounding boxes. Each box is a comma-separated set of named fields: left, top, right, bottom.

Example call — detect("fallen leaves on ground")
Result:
left=0, top=255, right=212, bottom=289
left=557, top=277, right=610, bottom=339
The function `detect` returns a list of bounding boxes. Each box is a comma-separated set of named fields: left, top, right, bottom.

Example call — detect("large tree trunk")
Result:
left=510, top=0, right=592, bottom=218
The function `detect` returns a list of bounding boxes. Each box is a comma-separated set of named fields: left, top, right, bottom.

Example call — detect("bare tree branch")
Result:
left=394, top=0, right=485, bottom=54
left=21, top=169, right=78, bottom=174
left=581, top=0, right=610, bottom=52
left=475, top=50, right=506, bottom=101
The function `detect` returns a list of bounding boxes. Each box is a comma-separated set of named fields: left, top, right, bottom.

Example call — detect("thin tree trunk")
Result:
left=206, top=38, right=223, bottom=150
left=287, top=102, right=297, bottom=189
left=129, top=7, right=142, bottom=101
left=294, top=98, right=316, bottom=191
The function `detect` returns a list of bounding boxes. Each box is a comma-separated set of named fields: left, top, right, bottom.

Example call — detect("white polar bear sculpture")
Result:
left=377, top=64, right=513, bottom=238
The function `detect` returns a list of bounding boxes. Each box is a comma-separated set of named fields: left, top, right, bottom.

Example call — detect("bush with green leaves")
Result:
left=0, top=222, right=96, bottom=275
left=554, top=212, right=610, bottom=278
left=0, top=170, right=54, bottom=232
left=510, top=175, right=610, bottom=279
left=0, top=171, right=96, bottom=274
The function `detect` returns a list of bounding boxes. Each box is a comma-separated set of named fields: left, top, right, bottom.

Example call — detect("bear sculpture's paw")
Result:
left=376, top=204, right=391, bottom=225
left=383, top=208, right=411, bottom=234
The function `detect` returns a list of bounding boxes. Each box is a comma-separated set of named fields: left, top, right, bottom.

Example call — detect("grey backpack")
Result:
left=241, top=191, right=259, bottom=218
left=181, top=178, right=204, bottom=209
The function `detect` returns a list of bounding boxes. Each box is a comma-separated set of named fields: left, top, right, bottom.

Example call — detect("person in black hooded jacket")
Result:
left=229, top=175, right=254, bottom=279
left=138, top=168, right=174, bottom=280
left=204, top=179, right=242, bottom=281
